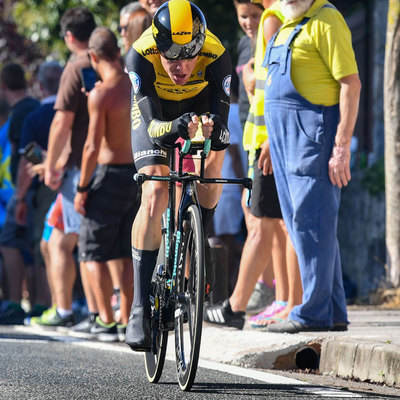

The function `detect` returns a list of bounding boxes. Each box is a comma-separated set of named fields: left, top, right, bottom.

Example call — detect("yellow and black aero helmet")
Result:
left=152, top=0, right=206, bottom=60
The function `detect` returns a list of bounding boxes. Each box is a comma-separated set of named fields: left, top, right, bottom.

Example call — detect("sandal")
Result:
left=248, top=300, right=287, bottom=323
left=251, top=316, right=284, bottom=329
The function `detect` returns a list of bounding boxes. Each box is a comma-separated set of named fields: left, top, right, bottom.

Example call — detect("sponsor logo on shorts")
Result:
left=133, top=149, right=168, bottom=162
left=129, top=72, right=141, bottom=94
left=219, top=128, right=230, bottom=144
left=222, top=75, right=231, bottom=97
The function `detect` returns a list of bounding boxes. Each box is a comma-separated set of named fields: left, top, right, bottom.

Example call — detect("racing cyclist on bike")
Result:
left=125, top=0, right=232, bottom=351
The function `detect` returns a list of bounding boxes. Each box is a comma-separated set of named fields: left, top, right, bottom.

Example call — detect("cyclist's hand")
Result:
left=175, top=112, right=197, bottom=140
left=200, top=114, right=214, bottom=139
left=188, top=114, right=199, bottom=139
left=208, top=114, right=230, bottom=151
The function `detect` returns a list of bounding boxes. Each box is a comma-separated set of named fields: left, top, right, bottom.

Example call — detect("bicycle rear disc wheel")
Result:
left=144, top=214, right=169, bottom=383
left=175, top=204, right=204, bottom=391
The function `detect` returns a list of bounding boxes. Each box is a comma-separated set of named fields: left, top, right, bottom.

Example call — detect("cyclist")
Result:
left=125, top=0, right=231, bottom=351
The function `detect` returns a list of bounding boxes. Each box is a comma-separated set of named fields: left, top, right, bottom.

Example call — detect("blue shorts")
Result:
left=60, top=168, right=82, bottom=235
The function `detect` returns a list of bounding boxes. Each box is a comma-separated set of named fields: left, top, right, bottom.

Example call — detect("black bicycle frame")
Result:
left=134, top=140, right=252, bottom=309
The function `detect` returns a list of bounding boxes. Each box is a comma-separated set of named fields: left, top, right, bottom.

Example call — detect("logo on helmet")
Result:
left=172, top=31, right=191, bottom=36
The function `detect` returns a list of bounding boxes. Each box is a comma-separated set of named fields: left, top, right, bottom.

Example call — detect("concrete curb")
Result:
left=319, top=339, right=400, bottom=387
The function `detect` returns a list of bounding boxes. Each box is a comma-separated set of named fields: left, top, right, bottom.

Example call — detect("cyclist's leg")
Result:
left=127, top=164, right=170, bottom=351
left=126, top=118, right=171, bottom=351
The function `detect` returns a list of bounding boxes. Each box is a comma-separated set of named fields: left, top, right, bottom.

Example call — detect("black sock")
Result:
left=131, top=247, right=159, bottom=307
left=200, top=205, right=216, bottom=238
left=200, top=206, right=217, bottom=292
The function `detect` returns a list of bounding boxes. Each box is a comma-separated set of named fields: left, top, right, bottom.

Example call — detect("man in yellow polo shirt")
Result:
left=263, top=0, right=361, bottom=333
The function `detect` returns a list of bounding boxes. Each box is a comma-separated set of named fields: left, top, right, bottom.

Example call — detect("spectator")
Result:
left=40, top=7, right=97, bottom=328
left=240, top=0, right=303, bottom=328
left=73, top=27, right=138, bottom=342
left=264, top=0, right=361, bottom=333
left=119, top=2, right=143, bottom=53
left=204, top=0, right=286, bottom=330
left=104, top=2, right=151, bottom=331
left=138, top=0, right=167, bottom=17
left=125, top=7, right=152, bottom=49
left=0, top=63, right=39, bottom=324
left=14, top=61, right=63, bottom=319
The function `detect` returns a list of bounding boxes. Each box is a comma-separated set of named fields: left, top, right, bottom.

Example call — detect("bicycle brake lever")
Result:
left=203, top=138, right=211, bottom=155
left=181, top=140, right=191, bottom=155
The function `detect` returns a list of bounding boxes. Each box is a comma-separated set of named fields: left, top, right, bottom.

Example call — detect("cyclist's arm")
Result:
left=126, top=48, right=193, bottom=146
left=205, top=50, right=232, bottom=150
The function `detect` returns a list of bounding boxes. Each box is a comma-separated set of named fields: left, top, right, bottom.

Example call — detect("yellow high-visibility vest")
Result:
left=243, top=3, right=284, bottom=152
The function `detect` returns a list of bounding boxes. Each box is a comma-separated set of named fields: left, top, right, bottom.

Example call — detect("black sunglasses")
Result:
left=117, top=25, right=128, bottom=34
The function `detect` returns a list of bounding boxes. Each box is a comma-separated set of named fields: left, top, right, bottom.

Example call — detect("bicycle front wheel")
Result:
left=174, top=204, right=204, bottom=391
left=144, top=214, right=169, bottom=383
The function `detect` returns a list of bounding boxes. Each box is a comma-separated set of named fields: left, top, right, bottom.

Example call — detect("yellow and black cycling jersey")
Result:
left=125, top=26, right=231, bottom=135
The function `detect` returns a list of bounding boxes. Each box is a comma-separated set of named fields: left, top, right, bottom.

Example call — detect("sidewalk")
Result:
left=166, top=306, right=400, bottom=388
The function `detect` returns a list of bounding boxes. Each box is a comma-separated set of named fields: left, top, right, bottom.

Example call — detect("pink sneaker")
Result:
left=248, top=301, right=287, bottom=323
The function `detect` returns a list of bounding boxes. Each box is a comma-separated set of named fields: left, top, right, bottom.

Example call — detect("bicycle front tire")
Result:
left=144, top=214, right=169, bottom=383
left=174, top=204, right=204, bottom=391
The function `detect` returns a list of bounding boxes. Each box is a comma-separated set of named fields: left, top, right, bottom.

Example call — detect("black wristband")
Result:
left=76, top=184, right=90, bottom=193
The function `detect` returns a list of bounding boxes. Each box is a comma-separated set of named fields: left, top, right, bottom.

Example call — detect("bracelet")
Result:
left=16, top=197, right=26, bottom=203
left=76, top=184, right=90, bottom=193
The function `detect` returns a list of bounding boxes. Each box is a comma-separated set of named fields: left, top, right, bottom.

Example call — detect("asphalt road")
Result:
left=0, top=327, right=396, bottom=399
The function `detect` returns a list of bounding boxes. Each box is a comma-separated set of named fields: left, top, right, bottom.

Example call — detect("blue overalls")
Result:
left=263, top=8, right=348, bottom=328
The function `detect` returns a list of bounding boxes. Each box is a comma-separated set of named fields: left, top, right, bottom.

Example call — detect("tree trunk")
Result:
left=384, top=1, right=400, bottom=287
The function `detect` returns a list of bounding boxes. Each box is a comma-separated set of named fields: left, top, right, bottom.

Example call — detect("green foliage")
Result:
left=361, top=157, right=385, bottom=196
left=11, top=0, right=127, bottom=61
left=7, top=0, right=242, bottom=69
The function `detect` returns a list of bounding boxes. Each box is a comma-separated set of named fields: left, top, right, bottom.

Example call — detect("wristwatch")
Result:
left=76, top=183, right=90, bottom=193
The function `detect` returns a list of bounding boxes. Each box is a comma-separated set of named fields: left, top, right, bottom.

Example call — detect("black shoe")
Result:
left=266, top=319, right=330, bottom=334
left=125, top=305, right=152, bottom=352
left=204, top=299, right=245, bottom=330
left=68, top=313, right=98, bottom=338
left=331, top=322, right=348, bottom=331
left=0, top=303, right=25, bottom=325
left=90, top=316, right=118, bottom=342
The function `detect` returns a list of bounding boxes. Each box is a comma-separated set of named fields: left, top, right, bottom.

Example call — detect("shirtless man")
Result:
left=74, top=27, right=138, bottom=341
